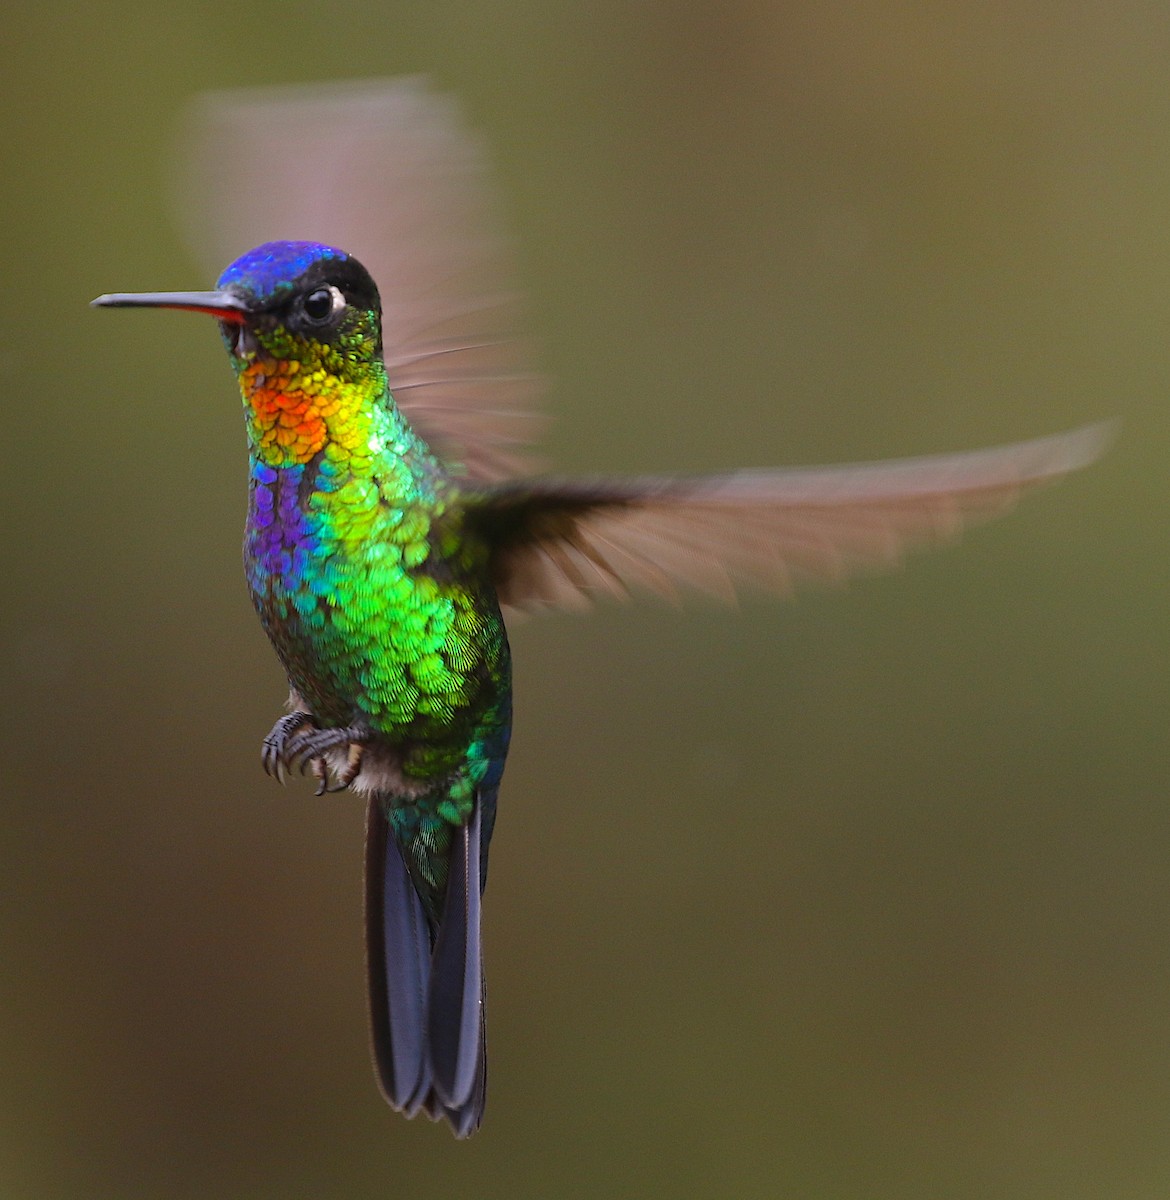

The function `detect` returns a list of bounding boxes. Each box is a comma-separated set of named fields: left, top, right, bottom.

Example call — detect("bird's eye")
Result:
left=301, top=285, right=345, bottom=323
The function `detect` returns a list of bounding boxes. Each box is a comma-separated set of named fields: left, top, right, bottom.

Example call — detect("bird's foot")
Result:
left=283, top=724, right=369, bottom=793
left=261, top=713, right=368, bottom=794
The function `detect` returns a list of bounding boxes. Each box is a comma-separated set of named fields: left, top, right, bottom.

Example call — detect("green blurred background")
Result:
left=2, top=2, right=1162, bottom=1197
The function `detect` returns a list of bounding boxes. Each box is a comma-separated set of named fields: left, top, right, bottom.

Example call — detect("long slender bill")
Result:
left=91, top=290, right=249, bottom=323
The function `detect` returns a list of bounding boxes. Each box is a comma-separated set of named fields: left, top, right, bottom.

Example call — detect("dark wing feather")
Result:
left=469, top=423, right=1110, bottom=613
left=181, top=78, right=542, bottom=480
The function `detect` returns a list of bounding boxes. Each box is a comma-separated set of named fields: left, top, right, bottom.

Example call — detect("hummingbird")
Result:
left=92, top=83, right=1108, bottom=1139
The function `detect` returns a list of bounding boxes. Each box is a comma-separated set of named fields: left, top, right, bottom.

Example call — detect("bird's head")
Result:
left=94, top=240, right=383, bottom=369
left=94, top=241, right=390, bottom=467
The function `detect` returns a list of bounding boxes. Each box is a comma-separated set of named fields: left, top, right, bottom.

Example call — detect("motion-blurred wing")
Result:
left=471, top=423, right=1110, bottom=612
left=181, top=78, right=542, bottom=480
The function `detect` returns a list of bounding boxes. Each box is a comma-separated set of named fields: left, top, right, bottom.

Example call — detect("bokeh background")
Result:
left=2, top=3, right=1163, bottom=1197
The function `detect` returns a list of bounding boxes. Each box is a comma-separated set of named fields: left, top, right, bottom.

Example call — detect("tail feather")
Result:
left=428, top=802, right=486, bottom=1111
left=364, top=796, right=488, bottom=1138
left=364, top=801, right=433, bottom=1114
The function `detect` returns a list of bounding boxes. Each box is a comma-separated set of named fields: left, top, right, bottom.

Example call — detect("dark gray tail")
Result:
left=365, top=799, right=487, bottom=1138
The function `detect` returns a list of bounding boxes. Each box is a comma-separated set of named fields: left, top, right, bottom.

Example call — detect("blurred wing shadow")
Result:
left=178, top=77, right=544, bottom=481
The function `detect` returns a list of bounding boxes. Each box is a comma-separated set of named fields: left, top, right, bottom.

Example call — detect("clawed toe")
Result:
left=337, top=742, right=366, bottom=788
left=262, top=711, right=314, bottom=783
left=307, top=757, right=351, bottom=796
left=308, top=756, right=329, bottom=796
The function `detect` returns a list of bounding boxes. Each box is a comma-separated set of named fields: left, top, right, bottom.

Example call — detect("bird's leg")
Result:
left=283, top=724, right=370, bottom=781
left=308, top=746, right=361, bottom=796
left=261, top=712, right=370, bottom=792
left=262, top=710, right=315, bottom=784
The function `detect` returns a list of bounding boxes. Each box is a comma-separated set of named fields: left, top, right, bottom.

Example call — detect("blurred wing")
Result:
left=470, top=423, right=1110, bottom=612
left=180, top=77, right=542, bottom=480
